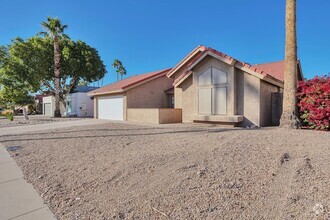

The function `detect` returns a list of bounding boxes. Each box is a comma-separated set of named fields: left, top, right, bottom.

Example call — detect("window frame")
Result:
left=197, top=67, right=228, bottom=115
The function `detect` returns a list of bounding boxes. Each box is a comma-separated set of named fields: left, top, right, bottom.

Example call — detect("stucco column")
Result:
left=94, top=97, right=98, bottom=119
left=227, top=66, right=236, bottom=116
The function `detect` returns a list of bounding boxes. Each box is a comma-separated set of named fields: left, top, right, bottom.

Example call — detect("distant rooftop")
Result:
left=72, top=86, right=100, bottom=93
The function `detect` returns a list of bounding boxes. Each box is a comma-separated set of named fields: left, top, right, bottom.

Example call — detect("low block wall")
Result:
left=127, top=108, right=182, bottom=124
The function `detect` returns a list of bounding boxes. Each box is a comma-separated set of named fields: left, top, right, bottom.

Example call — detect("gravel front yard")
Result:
left=0, top=115, right=89, bottom=128
left=0, top=123, right=329, bottom=219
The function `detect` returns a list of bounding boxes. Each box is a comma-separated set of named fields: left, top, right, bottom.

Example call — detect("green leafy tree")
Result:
left=0, top=45, right=34, bottom=112
left=0, top=46, right=6, bottom=67
left=40, top=17, right=68, bottom=117
left=0, top=86, right=33, bottom=107
left=112, top=59, right=127, bottom=81
left=0, top=36, right=106, bottom=108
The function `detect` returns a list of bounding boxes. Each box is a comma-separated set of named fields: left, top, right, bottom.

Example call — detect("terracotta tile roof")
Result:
left=203, top=47, right=283, bottom=81
left=168, top=45, right=286, bottom=84
left=167, top=45, right=206, bottom=78
left=252, top=60, right=285, bottom=81
left=88, top=68, right=172, bottom=96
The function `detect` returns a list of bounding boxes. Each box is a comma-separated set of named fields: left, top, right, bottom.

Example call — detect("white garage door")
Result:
left=44, top=103, right=51, bottom=115
left=98, top=96, right=124, bottom=120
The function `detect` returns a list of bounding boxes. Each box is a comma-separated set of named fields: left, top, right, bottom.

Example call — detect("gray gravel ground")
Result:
left=0, top=122, right=329, bottom=220
left=0, top=115, right=88, bottom=128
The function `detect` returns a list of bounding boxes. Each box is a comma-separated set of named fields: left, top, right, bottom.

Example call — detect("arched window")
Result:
left=198, top=67, right=227, bottom=115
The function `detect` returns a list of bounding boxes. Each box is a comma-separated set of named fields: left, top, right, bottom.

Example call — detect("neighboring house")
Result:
left=88, top=69, right=180, bottom=123
left=34, top=94, right=47, bottom=114
left=65, top=86, right=99, bottom=117
left=167, top=45, right=303, bottom=127
left=42, top=96, right=65, bottom=116
left=91, top=45, right=303, bottom=127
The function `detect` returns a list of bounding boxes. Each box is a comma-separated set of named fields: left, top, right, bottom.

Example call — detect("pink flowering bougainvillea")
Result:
left=297, top=76, right=330, bottom=130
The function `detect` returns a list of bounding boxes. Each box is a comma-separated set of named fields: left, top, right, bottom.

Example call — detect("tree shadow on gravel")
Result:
left=0, top=127, right=172, bottom=138
left=0, top=127, right=249, bottom=143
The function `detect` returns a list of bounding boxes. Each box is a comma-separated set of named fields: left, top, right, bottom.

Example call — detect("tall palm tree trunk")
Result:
left=280, top=0, right=300, bottom=128
left=54, top=34, right=61, bottom=117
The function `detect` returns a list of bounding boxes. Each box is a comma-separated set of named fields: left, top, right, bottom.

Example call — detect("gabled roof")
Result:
left=88, top=68, right=172, bottom=96
left=168, top=45, right=302, bottom=88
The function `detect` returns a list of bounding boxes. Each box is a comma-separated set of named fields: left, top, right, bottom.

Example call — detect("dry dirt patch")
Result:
left=0, top=123, right=329, bottom=219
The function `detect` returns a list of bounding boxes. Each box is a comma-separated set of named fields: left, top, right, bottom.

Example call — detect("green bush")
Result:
left=5, top=112, right=14, bottom=121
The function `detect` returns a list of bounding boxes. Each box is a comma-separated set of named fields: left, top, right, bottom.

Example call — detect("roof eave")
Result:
left=87, top=89, right=125, bottom=96
left=234, top=63, right=266, bottom=80
left=187, top=51, right=236, bottom=71
left=173, top=71, right=193, bottom=87
left=173, top=49, right=284, bottom=88
left=263, top=75, right=284, bottom=88
left=87, top=68, right=171, bottom=97
left=166, top=46, right=206, bottom=78
left=123, top=70, right=170, bottom=91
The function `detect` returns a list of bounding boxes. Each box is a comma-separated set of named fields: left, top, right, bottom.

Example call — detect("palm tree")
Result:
left=40, top=17, right=68, bottom=117
left=280, top=0, right=300, bottom=128
left=112, top=59, right=127, bottom=81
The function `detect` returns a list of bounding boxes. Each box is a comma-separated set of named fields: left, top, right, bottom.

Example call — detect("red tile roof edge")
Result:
left=166, top=45, right=206, bottom=77
left=122, top=68, right=172, bottom=89
left=168, top=45, right=286, bottom=83
left=88, top=68, right=172, bottom=96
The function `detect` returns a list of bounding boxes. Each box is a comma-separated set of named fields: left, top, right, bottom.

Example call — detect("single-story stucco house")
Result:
left=43, top=86, right=99, bottom=117
left=88, top=69, right=182, bottom=123
left=66, top=86, right=99, bottom=117
left=89, top=45, right=303, bottom=127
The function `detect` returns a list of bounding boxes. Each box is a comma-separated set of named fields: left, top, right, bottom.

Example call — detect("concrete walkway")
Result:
left=0, top=119, right=111, bottom=219
left=0, top=144, right=55, bottom=220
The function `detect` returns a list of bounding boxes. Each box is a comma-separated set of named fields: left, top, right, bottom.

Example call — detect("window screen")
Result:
left=212, top=68, right=227, bottom=85
left=212, top=87, right=227, bottom=115
left=198, top=68, right=212, bottom=86
left=198, top=88, right=211, bottom=114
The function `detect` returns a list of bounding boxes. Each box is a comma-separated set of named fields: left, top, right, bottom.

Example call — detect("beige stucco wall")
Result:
left=159, top=109, right=182, bottom=124
left=260, top=81, right=280, bottom=126
left=126, top=76, right=173, bottom=108
left=172, top=55, right=282, bottom=127
left=180, top=77, right=195, bottom=122
left=127, top=108, right=159, bottom=124
left=174, top=56, right=236, bottom=123
left=127, top=108, right=182, bottom=124
left=236, top=69, right=261, bottom=127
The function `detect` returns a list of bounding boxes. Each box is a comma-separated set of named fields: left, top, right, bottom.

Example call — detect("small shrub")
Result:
left=6, top=112, right=14, bottom=121
left=297, top=76, right=330, bottom=130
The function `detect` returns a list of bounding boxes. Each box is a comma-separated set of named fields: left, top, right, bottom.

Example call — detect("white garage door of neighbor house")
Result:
left=44, top=103, right=51, bottom=115
left=98, top=96, right=124, bottom=120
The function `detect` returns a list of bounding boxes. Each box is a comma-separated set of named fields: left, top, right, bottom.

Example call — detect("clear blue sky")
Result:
left=1, top=0, right=329, bottom=85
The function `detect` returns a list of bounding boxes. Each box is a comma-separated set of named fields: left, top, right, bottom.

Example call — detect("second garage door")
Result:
left=44, top=103, right=52, bottom=115
left=98, top=96, right=124, bottom=120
